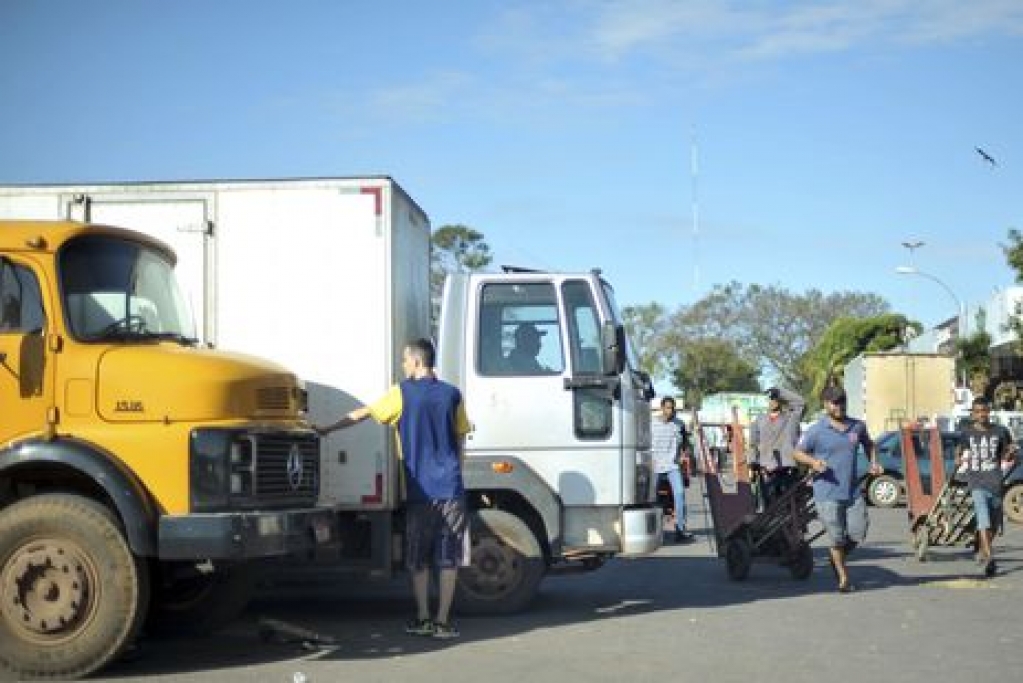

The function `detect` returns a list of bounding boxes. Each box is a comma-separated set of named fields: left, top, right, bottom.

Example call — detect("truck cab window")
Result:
left=561, top=280, right=601, bottom=374
left=560, top=280, right=605, bottom=439
left=562, top=279, right=612, bottom=439
left=59, top=235, right=196, bottom=342
left=0, top=259, right=44, bottom=333
left=478, top=282, right=564, bottom=376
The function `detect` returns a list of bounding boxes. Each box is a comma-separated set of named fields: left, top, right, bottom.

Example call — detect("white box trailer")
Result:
left=843, top=352, right=956, bottom=437
left=0, top=177, right=662, bottom=613
left=0, top=177, right=426, bottom=512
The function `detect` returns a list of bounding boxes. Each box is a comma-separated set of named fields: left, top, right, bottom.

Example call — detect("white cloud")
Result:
left=362, top=70, right=476, bottom=125
left=583, top=0, right=1023, bottom=62
left=319, top=0, right=1023, bottom=132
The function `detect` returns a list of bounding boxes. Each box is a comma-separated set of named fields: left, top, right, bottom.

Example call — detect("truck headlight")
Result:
left=190, top=430, right=233, bottom=511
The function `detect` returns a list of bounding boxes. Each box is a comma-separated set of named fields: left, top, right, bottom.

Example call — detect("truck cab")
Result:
left=0, top=220, right=336, bottom=679
left=437, top=268, right=661, bottom=612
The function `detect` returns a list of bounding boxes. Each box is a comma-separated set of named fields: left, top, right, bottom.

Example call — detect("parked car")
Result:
left=858, top=429, right=959, bottom=508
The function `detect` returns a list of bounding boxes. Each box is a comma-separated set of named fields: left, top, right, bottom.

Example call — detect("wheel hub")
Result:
left=467, top=537, right=519, bottom=594
left=3, top=542, right=88, bottom=636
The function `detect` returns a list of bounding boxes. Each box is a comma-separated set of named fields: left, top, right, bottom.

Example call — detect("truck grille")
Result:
left=253, top=433, right=319, bottom=502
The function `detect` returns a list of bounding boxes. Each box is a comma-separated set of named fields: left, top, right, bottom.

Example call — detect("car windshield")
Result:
left=59, top=234, right=197, bottom=344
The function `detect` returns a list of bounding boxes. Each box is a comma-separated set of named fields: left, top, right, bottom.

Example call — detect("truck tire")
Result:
left=1003, top=483, right=1023, bottom=525
left=146, top=562, right=257, bottom=637
left=866, top=475, right=901, bottom=508
left=456, top=509, right=545, bottom=615
left=0, top=494, right=148, bottom=680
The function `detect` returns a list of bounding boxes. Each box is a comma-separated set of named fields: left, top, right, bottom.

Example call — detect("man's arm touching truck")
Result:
left=0, top=177, right=662, bottom=634
left=0, top=220, right=337, bottom=679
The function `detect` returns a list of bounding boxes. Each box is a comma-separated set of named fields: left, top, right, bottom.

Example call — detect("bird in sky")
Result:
left=976, top=147, right=997, bottom=166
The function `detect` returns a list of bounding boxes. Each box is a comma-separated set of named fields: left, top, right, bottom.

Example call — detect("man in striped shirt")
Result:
left=652, top=396, right=693, bottom=543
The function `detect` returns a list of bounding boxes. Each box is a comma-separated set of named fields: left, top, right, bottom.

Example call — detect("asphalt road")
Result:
left=99, top=482, right=1023, bottom=683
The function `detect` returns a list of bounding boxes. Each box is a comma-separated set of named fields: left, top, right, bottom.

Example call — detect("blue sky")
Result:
left=2, top=0, right=1022, bottom=332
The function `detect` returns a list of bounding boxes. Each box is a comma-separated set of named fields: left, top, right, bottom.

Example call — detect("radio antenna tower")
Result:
left=690, top=126, right=700, bottom=291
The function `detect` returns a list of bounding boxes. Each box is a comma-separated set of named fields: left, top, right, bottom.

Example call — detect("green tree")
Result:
left=622, top=303, right=669, bottom=380
left=430, top=224, right=492, bottom=324
left=802, top=314, right=920, bottom=400
left=956, top=307, right=993, bottom=398
left=1003, top=228, right=1023, bottom=348
left=670, top=338, right=760, bottom=409
left=661, top=282, right=889, bottom=398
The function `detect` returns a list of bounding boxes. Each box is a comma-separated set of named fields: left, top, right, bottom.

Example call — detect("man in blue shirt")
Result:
left=792, top=386, right=881, bottom=593
left=317, top=338, right=471, bottom=639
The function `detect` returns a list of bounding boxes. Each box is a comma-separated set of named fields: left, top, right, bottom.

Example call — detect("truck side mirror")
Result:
left=636, top=369, right=655, bottom=401
left=600, top=321, right=625, bottom=376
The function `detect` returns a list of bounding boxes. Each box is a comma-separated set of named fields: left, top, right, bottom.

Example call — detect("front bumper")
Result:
left=620, top=505, right=663, bottom=556
left=158, top=506, right=338, bottom=561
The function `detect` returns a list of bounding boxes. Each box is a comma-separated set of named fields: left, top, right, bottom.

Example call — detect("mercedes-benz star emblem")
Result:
left=286, top=445, right=304, bottom=490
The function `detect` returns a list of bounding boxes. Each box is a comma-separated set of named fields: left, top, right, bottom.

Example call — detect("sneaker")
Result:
left=675, top=530, right=695, bottom=543
left=984, top=560, right=997, bottom=578
left=432, top=621, right=460, bottom=640
left=405, top=618, right=434, bottom=636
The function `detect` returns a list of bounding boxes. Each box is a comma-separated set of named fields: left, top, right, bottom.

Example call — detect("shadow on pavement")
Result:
left=103, top=505, right=1023, bottom=677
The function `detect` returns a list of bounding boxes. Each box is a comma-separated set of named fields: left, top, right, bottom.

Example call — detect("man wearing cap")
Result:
left=506, top=323, right=548, bottom=374
left=749, top=386, right=805, bottom=509
left=792, top=386, right=881, bottom=593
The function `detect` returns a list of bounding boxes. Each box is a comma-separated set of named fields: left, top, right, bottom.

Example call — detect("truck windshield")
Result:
left=600, top=280, right=640, bottom=371
left=59, top=235, right=197, bottom=343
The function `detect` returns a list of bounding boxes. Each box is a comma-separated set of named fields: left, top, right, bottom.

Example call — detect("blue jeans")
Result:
left=816, top=496, right=869, bottom=548
left=971, top=488, right=1002, bottom=532
left=658, top=469, right=687, bottom=531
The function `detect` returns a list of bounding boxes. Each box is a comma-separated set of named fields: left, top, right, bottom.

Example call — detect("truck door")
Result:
left=0, top=257, right=53, bottom=443
left=465, top=278, right=622, bottom=506
left=68, top=197, right=212, bottom=343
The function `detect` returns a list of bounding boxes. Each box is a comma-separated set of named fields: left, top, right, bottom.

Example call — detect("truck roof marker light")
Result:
left=492, top=461, right=514, bottom=474
left=25, top=236, right=47, bottom=249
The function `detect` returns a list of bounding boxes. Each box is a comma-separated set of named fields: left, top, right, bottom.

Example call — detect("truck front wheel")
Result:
left=456, top=509, right=545, bottom=615
left=0, top=494, right=148, bottom=680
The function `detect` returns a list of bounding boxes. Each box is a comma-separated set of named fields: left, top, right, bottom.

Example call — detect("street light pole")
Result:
left=896, top=265, right=968, bottom=391
left=901, top=240, right=925, bottom=265
left=895, top=265, right=968, bottom=338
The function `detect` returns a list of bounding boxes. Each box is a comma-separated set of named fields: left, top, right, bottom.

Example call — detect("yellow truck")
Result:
left=0, top=220, right=336, bottom=679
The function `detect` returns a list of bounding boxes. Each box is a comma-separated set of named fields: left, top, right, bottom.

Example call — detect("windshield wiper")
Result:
left=87, top=328, right=198, bottom=345
left=146, top=332, right=200, bottom=346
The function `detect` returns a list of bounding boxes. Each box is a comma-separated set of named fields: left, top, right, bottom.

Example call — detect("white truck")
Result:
left=0, top=177, right=662, bottom=615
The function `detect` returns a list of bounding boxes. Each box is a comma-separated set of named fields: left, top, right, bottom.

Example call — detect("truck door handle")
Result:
left=564, top=376, right=612, bottom=390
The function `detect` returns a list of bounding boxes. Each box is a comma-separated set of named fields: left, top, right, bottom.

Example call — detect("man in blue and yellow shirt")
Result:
left=316, top=338, right=471, bottom=639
